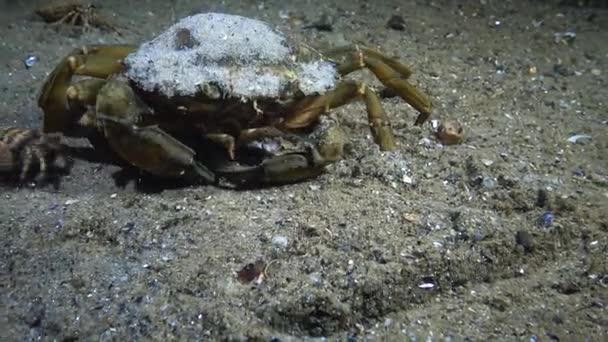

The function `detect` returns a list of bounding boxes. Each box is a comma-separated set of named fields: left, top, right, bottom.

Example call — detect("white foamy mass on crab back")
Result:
left=123, top=12, right=338, bottom=99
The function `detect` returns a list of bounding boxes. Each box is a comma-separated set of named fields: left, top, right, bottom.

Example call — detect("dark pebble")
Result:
left=573, top=168, right=585, bottom=177
left=387, top=15, right=406, bottom=31
left=536, top=188, right=547, bottom=208
left=303, top=14, right=333, bottom=31
left=539, top=211, right=553, bottom=227
left=515, top=230, right=534, bottom=252
left=25, top=297, right=45, bottom=327
left=553, top=64, right=575, bottom=77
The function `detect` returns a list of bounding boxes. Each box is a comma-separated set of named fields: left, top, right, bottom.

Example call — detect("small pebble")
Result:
left=488, top=17, right=502, bottom=27
left=24, top=55, right=39, bottom=68
left=64, top=199, right=79, bottom=206
left=539, top=211, right=553, bottom=227
left=418, top=276, right=438, bottom=289
left=308, top=184, right=321, bottom=191
left=554, top=31, right=576, bottom=44
left=573, top=168, right=585, bottom=177
left=554, top=64, right=575, bottom=77
left=271, top=235, right=288, bottom=249
left=387, top=15, right=406, bottom=31
left=236, top=260, right=265, bottom=284
left=536, top=188, right=548, bottom=208
left=515, top=230, right=534, bottom=252
left=567, top=134, right=592, bottom=144
left=481, top=159, right=494, bottom=167
left=482, top=176, right=495, bottom=188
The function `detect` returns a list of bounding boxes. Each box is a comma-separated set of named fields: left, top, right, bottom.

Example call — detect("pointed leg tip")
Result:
left=414, top=112, right=431, bottom=126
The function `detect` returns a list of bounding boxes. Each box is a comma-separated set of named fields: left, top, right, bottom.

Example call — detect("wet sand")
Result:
left=1, top=0, right=607, bottom=340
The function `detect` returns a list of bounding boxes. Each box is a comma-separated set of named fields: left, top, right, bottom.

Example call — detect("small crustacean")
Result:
left=0, top=127, right=70, bottom=184
left=34, top=0, right=120, bottom=34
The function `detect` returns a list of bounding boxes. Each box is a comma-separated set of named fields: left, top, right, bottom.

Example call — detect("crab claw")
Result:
left=214, top=151, right=328, bottom=185
left=95, top=79, right=216, bottom=183
left=215, top=117, right=345, bottom=186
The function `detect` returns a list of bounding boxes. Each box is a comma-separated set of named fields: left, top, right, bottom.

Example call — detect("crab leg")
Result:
left=283, top=80, right=395, bottom=150
left=337, top=52, right=431, bottom=126
left=66, top=79, right=107, bottom=107
left=38, top=57, right=76, bottom=133
left=68, top=54, right=125, bottom=78
left=205, top=133, right=236, bottom=160
left=323, top=46, right=432, bottom=125
left=236, top=126, right=285, bottom=145
left=326, top=46, right=414, bottom=79
left=38, top=44, right=136, bottom=134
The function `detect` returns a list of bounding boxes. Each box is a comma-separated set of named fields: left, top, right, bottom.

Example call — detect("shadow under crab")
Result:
left=38, top=12, right=432, bottom=186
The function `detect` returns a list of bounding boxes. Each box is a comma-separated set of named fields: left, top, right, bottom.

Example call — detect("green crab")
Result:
left=38, top=12, right=431, bottom=185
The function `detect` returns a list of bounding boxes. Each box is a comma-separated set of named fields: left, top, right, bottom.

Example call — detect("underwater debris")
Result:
left=23, top=55, right=39, bottom=69
left=387, top=15, right=406, bottom=31
left=553, top=31, right=576, bottom=45
left=236, top=260, right=266, bottom=285
left=435, top=120, right=464, bottom=145
left=515, top=230, right=534, bottom=253
left=418, top=276, right=438, bottom=290
left=567, top=134, right=592, bottom=144
left=539, top=211, right=554, bottom=228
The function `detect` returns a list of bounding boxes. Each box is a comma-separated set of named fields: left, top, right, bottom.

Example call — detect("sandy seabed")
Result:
left=1, top=0, right=606, bottom=340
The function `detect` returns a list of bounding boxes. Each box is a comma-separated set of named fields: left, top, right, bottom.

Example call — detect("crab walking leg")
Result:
left=68, top=54, right=125, bottom=78
left=325, top=46, right=414, bottom=79
left=335, top=53, right=431, bottom=126
left=335, top=52, right=432, bottom=126
left=205, top=133, right=237, bottom=160
left=38, top=57, right=76, bottom=133
left=66, top=79, right=107, bottom=107
left=283, top=80, right=396, bottom=150
left=38, top=44, right=136, bottom=134
left=95, top=80, right=216, bottom=183
left=0, top=140, right=14, bottom=173
left=236, top=126, right=285, bottom=146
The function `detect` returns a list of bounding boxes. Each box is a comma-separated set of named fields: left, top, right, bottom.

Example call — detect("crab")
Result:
left=38, top=12, right=431, bottom=185
left=35, top=0, right=120, bottom=34
left=0, top=126, right=70, bottom=184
